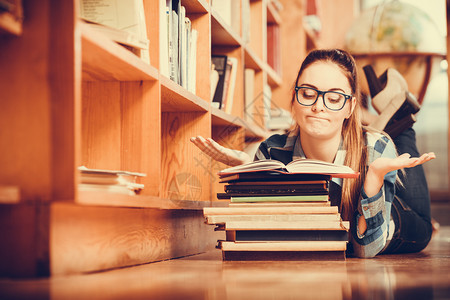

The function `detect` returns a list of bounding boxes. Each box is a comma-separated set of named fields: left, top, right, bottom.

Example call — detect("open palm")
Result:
left=370, top=152, right=436, bottom=177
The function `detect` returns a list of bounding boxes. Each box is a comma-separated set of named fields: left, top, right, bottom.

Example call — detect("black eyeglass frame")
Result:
left=294, top=86, right=352, bottom=111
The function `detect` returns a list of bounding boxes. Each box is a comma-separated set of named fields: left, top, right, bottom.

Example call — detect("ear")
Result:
left=345, top=97, right=356, bottom=119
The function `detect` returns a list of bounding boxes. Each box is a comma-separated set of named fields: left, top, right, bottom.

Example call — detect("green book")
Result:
left=230, top=194, right=329, bottom=203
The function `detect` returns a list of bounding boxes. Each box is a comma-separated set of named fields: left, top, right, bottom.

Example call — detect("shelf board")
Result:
left=267, top=2, right=282, bottom=25
left=211, top=107, right=270, bottom=140
left=77, top=190, right=228, bottom=210
left=211, top=106, right=246, bottom=127
left=80, top=22, right=158, bottom=81
left=183, top=0, right=209, bottom=13
left=0, top=11, right=22, bottom=35
left=244, top=46, right=264, bottom=71
left=160, top=76, right=209, bottom=112
left=264, top=62, right=282, bottom=87
left=210, top=9, right=242, bottom=46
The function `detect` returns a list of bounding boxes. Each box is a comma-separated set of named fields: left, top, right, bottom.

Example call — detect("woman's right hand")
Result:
left=190, top=136, right=251, bottom=167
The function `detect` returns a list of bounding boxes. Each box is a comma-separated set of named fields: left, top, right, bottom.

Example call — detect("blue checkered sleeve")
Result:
left=351, top=134, right=398, bottom=258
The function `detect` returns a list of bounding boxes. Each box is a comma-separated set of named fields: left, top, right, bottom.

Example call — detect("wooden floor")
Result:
left=1, top=203, right=449, bottom=300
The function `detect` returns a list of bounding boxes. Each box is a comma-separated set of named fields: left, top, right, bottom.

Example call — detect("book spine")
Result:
left=230, top=194, right=329, bottom=203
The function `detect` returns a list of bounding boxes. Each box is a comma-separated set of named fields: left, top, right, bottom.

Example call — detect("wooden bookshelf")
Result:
left=0, top=0, right=299, bottom=277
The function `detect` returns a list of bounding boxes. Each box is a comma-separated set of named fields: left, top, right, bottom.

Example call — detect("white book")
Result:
left=188, top=28, right=198, bottom=94
left=180, top=8, right=187, bottom=89
left=225, top=57, right=238, bottom=114
left=210, top=62, right=219, bottom=101
left=80, top=0, right=150, bottom=63
left=159, top=1, right=169, bottom=77
left=177, top=3, right=183, bottom=85
left=171, top=10, right=179, bottom=83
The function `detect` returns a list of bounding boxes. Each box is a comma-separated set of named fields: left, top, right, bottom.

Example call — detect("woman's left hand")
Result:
left=369, top=152, right=436, bottom=178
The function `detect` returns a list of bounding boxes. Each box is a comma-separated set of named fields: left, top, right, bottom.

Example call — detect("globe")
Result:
left=344, top=1, right=446, bottom=102
left=345, top=1, right=445, bottom=54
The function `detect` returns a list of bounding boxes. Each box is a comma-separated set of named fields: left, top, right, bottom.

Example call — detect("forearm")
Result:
left=358, top=167, right=385, bottom=235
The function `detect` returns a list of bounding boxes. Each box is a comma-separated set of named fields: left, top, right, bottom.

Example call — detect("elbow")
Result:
left=351, top=237, right=386, bottom=258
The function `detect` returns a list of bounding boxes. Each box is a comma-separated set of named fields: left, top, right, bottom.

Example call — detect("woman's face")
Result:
left=292, top=61, right=355, bottom=140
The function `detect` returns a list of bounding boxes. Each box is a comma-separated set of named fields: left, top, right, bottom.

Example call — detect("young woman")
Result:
left=191, top=49, right=435, bottom=258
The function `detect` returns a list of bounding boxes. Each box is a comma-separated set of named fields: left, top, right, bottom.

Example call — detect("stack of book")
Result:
left=203, top=159, right=358, bottom=261
left=78, top=166, right=146, bottom=196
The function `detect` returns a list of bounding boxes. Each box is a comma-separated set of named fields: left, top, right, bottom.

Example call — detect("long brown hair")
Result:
left=291, top=49, right=366, bottom=220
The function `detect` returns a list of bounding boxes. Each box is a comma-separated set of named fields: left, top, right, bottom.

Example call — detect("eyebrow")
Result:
left=299, top=83, right=348, bottom=94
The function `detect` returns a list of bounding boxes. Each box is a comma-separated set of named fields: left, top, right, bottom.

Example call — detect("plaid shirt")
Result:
left=254, top=128, right=397, bottom=258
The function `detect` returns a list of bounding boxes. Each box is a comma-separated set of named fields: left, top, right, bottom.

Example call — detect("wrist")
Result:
left=364, top=166, right=385, bottom=198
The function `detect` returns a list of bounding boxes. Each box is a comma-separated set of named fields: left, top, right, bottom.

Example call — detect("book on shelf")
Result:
left=218, top=159, right=359, bottom=178
left=170, top=9, right=179, bottom=83
left=78, top=166, right=146, bottom=195
left=267, top=23, right=281, bottom=74
left=223, top=57, right=238, bottom=114
left=79, top=0, right=150, bottom=64
left=211, top=55, right=228, bottom=109
left=210, top=63, right=220, bottom=101
left=211, top=55, right=238, bottom=112
left=187, top=28, right=198, bottom=94
left=159, top=1, right=170, bottom=77
left=162, top=0, right=196, bottom=92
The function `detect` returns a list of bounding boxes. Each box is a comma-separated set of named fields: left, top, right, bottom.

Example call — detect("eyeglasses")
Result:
left=295, top=86, right=352, bottom=111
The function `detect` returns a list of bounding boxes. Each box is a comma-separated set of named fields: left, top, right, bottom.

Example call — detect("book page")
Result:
left=218, top=159, right=285, bottom=174
left=285, top=159, right=357, bottom=176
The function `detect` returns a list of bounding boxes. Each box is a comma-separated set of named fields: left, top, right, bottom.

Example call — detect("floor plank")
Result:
left=0, top=208, right=449, bottom=300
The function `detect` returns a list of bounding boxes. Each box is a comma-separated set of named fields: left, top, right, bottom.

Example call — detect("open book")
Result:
left=218, top=159, right=359, bottom=178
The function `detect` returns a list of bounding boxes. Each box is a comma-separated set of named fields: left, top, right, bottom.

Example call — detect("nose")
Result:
left=312, top=94, right=326, bottom=111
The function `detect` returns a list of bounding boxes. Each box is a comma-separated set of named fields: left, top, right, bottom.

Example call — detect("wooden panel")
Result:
left=120, top=81, right=161, bottom=196
left=82, top=82, right=122, bottom=170
left=49, top=0, right=78, bottom=201
left=50, top=202, right=218, bottom=275
left=161, top=112, right=211, bottom=201
left=0, top=0, right=53, bottom=202
left=249, top=0, right=263, bottom=59
left=0, top=203, right=50, bottom=277
left=160, top=76, right=209, bottom=112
